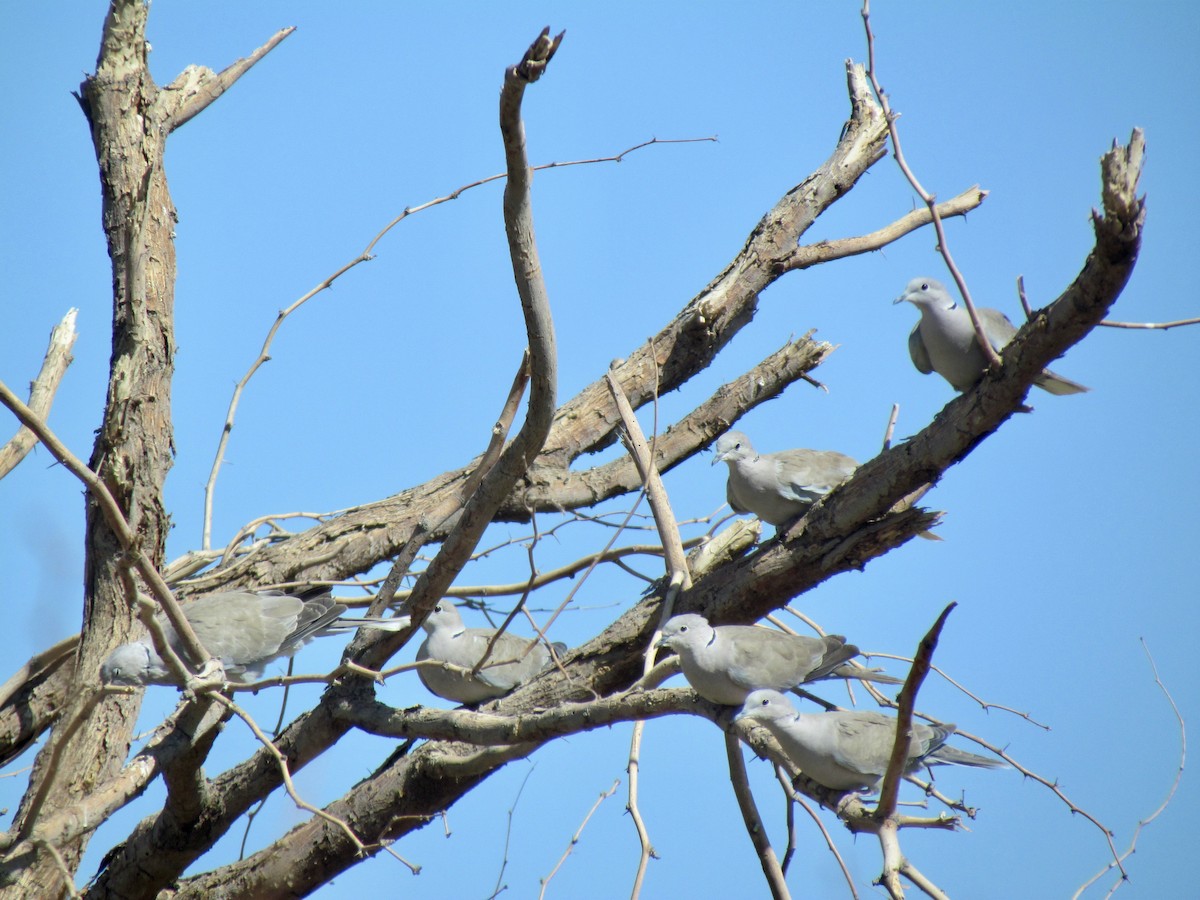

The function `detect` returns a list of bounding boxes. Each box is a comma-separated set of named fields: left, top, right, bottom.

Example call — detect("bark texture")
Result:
left=0, top=6, right=1147, bottom=898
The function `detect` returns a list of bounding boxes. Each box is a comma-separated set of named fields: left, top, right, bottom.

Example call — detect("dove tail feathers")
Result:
left=931, top=745, right=1008, bottom=769
left=1035, top=369, right=1090, bottom=395
left=827, top=665, right=905, bottom=686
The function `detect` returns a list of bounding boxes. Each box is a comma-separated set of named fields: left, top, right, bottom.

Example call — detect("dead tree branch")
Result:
left=0, top=309, right=78, bottom=480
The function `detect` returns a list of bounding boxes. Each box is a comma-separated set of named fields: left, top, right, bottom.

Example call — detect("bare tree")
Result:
left=0, top=3, right=1157, bottom=898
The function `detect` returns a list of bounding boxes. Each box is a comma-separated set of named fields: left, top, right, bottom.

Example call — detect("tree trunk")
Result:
left=2, top=2, right=176, bottom=893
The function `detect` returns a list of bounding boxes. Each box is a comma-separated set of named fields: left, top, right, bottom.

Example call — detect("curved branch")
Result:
left=5, top=73, right=1147, bottom=900
left=348, top=28, right=562, bottom=677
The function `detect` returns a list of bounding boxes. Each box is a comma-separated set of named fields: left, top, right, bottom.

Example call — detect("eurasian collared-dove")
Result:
left=895, top=277, right=1089, bottom=395
left=655, top=614, right=901, bottom=706
left=736, top=689, right=1006, bottom=791
left=415, top=601, right=565, bottom=704
left=712, top=431, right=858, bottom=526
left=100, top=589, right=399, bottom=686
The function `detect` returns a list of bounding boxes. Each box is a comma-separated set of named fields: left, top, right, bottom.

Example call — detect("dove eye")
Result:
left=920, top=282, right=929, bottom=290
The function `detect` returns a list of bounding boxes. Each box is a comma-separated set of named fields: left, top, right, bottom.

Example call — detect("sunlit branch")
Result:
left=861, top=0, right=998, bottom=372
left=773, top=765, right=859, bottom=898
left=0, top=308, right=77, bottom=480
left=538, top=779, right=621, bottom=899
left=725, top=732, right=790, bottom=899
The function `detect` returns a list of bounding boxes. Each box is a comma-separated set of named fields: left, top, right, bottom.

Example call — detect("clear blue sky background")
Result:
left=2, top=3, right=1197, bottom=898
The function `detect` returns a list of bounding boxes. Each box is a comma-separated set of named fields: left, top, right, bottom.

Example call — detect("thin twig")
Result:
left=1017, top=276, right=1033, bottom=320
left=378, top=841, right=423, bottom=875
left=604, top=369, right=691, bottom=589
left=489, top=764, right=536, bottom=899
left=200, top=130, right=710, bottom=549
left=386, top=542, right=694, bottom=601
left=605, top=365, right=693, bottom=900
left=538, top=779, right=621, bottom=899
left=1099, top=316, right=1200, bottom=330
left=876, top=603, right=956, bottom=819
left=861, top=0, right=998, bottom=371
left=520, top=493, right=648, bottom=645
left=777, top=188, right=986, bottom=274
left=865, top=653, right=1051, bottom=730
left=1072, top=639, right=1184, bottom=898
left=0, top=378, right=215, bottom=685
left=238, top=798, right=267, bottom=861
left=898, top=861, right=950, bottom=900
left=774, top=766, right=859, bottom=899
left=779, top=771, right=798, bottom=877
left=210, top=693, right=370, bottom=857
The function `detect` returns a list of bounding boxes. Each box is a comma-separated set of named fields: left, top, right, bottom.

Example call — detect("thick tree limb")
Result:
left=0, top=61, right=967, bottom=768
left=134, top=62, right=895, bottom=595
left=0, top=701, right=224, bottom=858
left=2, top=40, right=1146, bottom=894
left=0, top=3, right=294, bottom=893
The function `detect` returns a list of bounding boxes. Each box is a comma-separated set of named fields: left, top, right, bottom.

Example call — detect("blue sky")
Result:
left=2, top=2, right=1197, bottom=897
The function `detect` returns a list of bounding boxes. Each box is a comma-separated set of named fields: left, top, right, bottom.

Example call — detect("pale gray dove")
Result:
left=100, top=589, right=401, bottom=686
left=895, top=277, right=1089, bottom=395
left=712, top=431, right=857, bottom=526
left=416, top=601, right=565, bottom=704
left=655, top=613, right=901, bottom=706
left=736, top=689, right=1006, bottom=791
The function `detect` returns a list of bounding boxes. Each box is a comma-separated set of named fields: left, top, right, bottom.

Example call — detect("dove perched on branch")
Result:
left=895, top=277, right=1089, bottom=395
left=415, top=601, right=565, bottom=704
left=712, top=430, right=858, bottom=527
left=100, top=589, right=402, bottom=686
left=736, top=688, right=1006, bottom=791
left=656, top=614, right=901, bottom=706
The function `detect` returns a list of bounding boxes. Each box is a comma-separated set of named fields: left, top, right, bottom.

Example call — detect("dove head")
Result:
left=735, top=688, right=797, bottom=724
left=895, top=277, right=952, bottom=310
left=100, top=641, right=156, bottom=686
left=421, top=601, right=466, bottom=635
left=712, top=431, right=754, bottom=466
left=656, top=613, right=713, bottom=653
